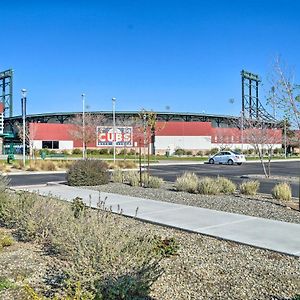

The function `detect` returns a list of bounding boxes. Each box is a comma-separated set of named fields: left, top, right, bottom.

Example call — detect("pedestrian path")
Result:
left=14, top=184, right=300, bottom=257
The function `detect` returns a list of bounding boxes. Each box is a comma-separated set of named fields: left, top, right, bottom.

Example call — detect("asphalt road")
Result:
left=7, top=161, right=300, bottom=197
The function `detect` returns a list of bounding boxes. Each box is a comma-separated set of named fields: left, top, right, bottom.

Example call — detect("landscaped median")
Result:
left=1, top=161, right=300, bottom=299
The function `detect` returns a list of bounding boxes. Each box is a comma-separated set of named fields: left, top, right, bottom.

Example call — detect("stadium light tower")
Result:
left=21, top=89, right=27, bottom=167
left=112, top=97, right=116, bottom=164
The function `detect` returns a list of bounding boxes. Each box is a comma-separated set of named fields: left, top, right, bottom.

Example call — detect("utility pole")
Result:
left=21, top=89, right=27, bottom=168
left=112, top=98, right=116, bottom=164
left=82, top=93, right=85, bottom=159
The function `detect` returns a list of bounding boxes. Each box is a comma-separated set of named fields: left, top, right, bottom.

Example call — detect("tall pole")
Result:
left=82, top=93, right=85, bottom=159
left=112, top=98, right=116, bottom=164
left=241, top=111, right=244, bottom=153
left=21, top=89, right=27, bottom=167
left=284, top=119, right=287, bottom=159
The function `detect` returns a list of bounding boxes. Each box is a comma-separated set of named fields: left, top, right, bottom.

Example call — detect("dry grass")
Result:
left=239, top=180, right=260, bottom=195
left=198, top=177, right=221, bottom=195
left=108, top=160, right=137, bottom=169
left=175, top=172, right=199, bottom=193
left=0, top=179, right=162, bottom=298
left=272, top=182, right=292, bottom=202
left=216, top=177, right=236, bottom=194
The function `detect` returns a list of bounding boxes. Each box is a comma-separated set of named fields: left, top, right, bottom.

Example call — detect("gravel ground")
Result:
left=1, top=208, right=300, bottom=299
left=89, top=182, right=300, bottom=224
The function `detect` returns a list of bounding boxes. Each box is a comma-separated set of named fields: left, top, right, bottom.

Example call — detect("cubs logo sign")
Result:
left=96, top=126, right=133, bottom=147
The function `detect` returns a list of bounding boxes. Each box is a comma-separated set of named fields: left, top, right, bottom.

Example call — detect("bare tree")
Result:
left=69, top=113, right=106, bottom=159
left=269, top=57, right=300, bottom=130
left=243, top=119, right=282, bottom=177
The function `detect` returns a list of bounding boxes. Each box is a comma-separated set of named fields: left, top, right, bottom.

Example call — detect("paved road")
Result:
left=149, top=161, right=300, bottom=197
left=7, top=161, right=300, bottom=197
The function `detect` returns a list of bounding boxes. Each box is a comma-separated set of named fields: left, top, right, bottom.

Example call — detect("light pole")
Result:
left=112, top=97, right=116, bottom=164
left=82, top=93, right=85, bottom=159
left=241, top=111, right=244, bottom=153
left=21, top=89, right=27, bottom=167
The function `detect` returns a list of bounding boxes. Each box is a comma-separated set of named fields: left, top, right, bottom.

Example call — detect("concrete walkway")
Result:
left=14, top=184, right=300, bottom=257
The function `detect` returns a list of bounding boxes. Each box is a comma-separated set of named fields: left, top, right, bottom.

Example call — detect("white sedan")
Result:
left=208, top=151, right=246, bottom=165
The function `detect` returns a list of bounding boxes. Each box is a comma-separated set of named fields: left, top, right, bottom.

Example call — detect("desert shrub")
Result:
left=175, top=172, right=198, bottom=193
left=126, top=171, right=140, bottom=187
left=72, top=148, right=82, bottom=155
left=198, top=177, right=221, bottom=195
left=239, top=180, right=260, bottom=195
left=272, top=182, right=292, bottom=202
left=153, top=236, right=179, bottom=258
left=0, top=235, right=14, bottom=248
left=0, top=186, right=162, bottom=298
left=112, top=168, right=124, bottom=183
left=185, top=150, right=193, bottom=156
left=67, top=159, right=109, bottom=186
left=122, top=160, right=137, bottom=169
left=71, top=197, right=87, bottom=218
left=216, top=177, right=236, bottom=194
left=147, top=176, right=164, bottom=188
left=209, top=148, right=219, bottom=155
left=12, top=160, right=23, bottom=170
left=142, top=173, right=164, bottom=188
left=174, top=148, right=186, bottom=156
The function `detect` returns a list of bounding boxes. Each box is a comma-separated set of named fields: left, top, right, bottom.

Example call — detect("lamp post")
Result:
left=21, top=89, right=27, bottom=167
left=82, top=93, right=85, bottom=159
left=241, top=111, right=244, bottom=153
left=112, top=97, right=116, bottom=164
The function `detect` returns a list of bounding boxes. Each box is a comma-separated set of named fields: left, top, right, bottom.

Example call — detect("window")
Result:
left=42, top=141, right=59, bottom=149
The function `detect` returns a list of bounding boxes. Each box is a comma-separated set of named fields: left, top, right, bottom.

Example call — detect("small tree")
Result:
left=268, top=57, right=300, bottom=131
left=69, top=113, right=105, bottom=159
left=243, top=119, right=282, bottom=177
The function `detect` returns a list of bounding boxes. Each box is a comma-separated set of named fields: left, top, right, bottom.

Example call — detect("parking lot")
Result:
left=150, top=160, right=300, bottom=197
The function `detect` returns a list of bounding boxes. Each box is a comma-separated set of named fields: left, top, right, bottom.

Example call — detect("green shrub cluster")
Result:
left=0, top=177, right=163, bottom=299
left=198, top=177, right=221, bottom=195
left=239, top=180, right=260, bottom=195
left=153, top=236, right=179, bottom=258
left=67, top=159, right=110, bottom=186
left=72, top=148, right=82, bottom=155
left=272, top=182, right=292, bottom=202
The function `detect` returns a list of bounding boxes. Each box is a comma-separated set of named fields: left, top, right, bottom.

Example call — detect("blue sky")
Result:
left=1, top=0, right=299, bottom=116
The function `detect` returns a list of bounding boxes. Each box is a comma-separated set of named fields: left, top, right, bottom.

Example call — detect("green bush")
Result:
left=71, top=197, right=87, bottom=218
left=198, top=177, right=221, bottom=195
left=272, top=182, right=292, bottom=202
left=216, top=177, right=236, bottom=194
left=175, top=172, right=199, bottom=193
left=72, top=148, right=82, bottom=155
left=174, top=148, right=186, bottom=156
left=239, top=180, right=260, bottom=195
left=153, top=236, right=179, bottom=258
left=185, top=150, right=193, bottom=156
left=99, top=148, right=109, bottom=155
left=66, top=159, right=109, bottom=186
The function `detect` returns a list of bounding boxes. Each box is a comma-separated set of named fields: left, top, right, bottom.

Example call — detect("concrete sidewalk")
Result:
left=14, top=184, right=300, bottom=257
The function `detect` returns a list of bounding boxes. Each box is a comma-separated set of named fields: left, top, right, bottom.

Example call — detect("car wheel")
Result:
left=209, top=158, right=214, bottom=164
left=227, top=159, right=234, bottom=165
left=237, top=162, right=242, bottom=165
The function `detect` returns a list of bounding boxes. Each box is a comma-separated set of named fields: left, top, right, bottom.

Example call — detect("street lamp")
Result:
left=112, top=97, right=116, bottom=164
left=82, top=93, right=85, bottom=159
left=21, top=89, right=27, bottom=167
